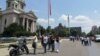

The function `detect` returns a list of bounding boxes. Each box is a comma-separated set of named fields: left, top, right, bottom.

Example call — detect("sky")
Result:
left=0, top=0, right=100, bottom=33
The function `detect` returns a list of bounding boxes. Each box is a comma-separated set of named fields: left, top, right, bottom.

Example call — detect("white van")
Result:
left=94, top=35, right=100, bottom=42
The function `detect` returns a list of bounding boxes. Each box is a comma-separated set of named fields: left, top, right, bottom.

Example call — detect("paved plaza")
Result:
left=21, top=39, right=89, bottom=56
left=1, top=39, right=100, bottom=56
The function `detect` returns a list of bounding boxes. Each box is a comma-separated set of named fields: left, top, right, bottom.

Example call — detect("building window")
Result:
left=21, top=5, right=24, bottom=9
left=5, top=19, right=7, bottom=25
left=12, top=4, right=14, bottom=8
left=7, top=2, right=10, bottom=7
left=15, top=5, right=17, bottom=8
left=19, top=18, right=23, bottom=25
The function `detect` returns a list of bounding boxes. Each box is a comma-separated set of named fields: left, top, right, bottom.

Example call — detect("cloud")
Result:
left=37, top=14, right=100, bottom=33
left=37, top=18, right=55, bottom=27
left=37, top=18, right=48, bottom=24
left=49, top=18, right=55, bottom=22
left=59, top=14, right=72, bottom=21
left=59, top=14, right=100, bottom=33
left=72, top=15, right=93, bottom=26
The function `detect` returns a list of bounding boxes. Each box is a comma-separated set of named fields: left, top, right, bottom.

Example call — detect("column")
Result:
left=34, top=21, right=37, bottom=32
left=26, top=19, right=29, bottom=31
left=22, top=18, right=25, bottom=27
left=31, top=22, right=34, bottom=33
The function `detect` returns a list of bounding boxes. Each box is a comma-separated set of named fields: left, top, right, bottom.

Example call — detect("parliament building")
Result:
left=0, top=0, right=37, bottom=34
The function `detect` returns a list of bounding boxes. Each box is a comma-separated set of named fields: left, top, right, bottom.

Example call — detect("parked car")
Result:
left=94, top=35, right=100, bottom=42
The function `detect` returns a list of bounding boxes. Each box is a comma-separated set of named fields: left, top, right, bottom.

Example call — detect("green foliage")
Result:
left=46, top=26, right=51, bottom=33
left=36, top=25, right=46, bottom=35
left=37, top=23, right=82, bottom=37
left=81, top=32, right=86, bottom=36
left=87, top=31, right=94, bottom=36
left=58, top=29, right=69, bottom=37
left=3, top=23, right=32, bottom=37
left=70, top=27, right=82, bottom=37
left=53, top=23, right=69, bottom=37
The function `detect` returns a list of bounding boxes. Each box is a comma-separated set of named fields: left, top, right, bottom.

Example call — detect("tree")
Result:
left=87, top=31, right=94, bottom=37
left=69, top=27, right=82, bottom=37
left=46, top=26, right=52, bottom=34
left=81, top=32, right=86, bottom=36
left=3, top=23, right=32, bottom=37
left=53, top=23, right=69, bottom=37
left=36, top=25, right=46, bottom=35
left=70, top=30, right=77, bottom=36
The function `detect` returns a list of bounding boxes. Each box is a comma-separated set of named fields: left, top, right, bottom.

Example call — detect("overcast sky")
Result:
left=1, top=0, right=100, bottom=33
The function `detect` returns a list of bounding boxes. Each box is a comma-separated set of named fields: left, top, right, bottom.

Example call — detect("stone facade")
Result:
left=0, top=0, right=37, bottom=34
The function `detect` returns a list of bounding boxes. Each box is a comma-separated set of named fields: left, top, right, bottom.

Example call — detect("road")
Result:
left=21, top=39, right=89, bottom=56
left=1, top=39, right=100, bottom=56
left=88, top=42, right=100, bottom=56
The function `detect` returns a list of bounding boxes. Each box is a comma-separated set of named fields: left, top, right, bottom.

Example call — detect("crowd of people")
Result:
left=9, top=34, right=93, bottom=56
left=12, top=34, right=61, bottom=55
left=32, top=34, right=60, bottom=54
left=80, top=36, right=92, bottom=46
left=69, top=36, right=92, bottom=46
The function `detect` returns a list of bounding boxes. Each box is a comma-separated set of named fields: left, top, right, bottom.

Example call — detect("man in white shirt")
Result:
left=80, top=36, right=84, bottom=45
left=43, top=35, right=48, bottom=53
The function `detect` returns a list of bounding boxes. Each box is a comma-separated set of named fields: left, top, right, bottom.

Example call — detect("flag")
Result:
left=48, top=0, right=52, bottom=16
left=48, top=0, right=52, bottom=28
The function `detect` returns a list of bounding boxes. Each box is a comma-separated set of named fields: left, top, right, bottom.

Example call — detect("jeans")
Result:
left=43, top=43, right=47, bottom=53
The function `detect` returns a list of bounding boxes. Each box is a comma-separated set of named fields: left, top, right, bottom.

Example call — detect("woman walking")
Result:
left=32, top=34, right=38, bottom=55
left=55, top=35, right=60, bottom=53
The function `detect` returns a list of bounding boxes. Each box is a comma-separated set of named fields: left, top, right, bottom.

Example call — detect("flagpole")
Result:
left=68, top=15, right=70, bottom=37
left=48, top=0, right=50, bottom=34
left=48, top=0, right=51, bottom=34
left=48, top=2, right=50, bottom=28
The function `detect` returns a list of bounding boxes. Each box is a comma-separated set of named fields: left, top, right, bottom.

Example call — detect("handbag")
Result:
left=32, top=42, right=36, bottom=48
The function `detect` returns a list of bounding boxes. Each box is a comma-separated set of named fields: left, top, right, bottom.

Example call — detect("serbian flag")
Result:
left=48, top=0, right=52, bottom=16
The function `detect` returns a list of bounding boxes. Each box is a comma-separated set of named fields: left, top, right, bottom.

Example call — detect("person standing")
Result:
left=87, top=37, right=92, bottom=46
left=80, top=36, right=84, bottom=45
left=84, top=37, right=88, bottom=46
left=40, top=35, right=44, bottom=47
left=32, top=34, right=38, bottom=55
left=51, top=35, right=55, bottom=52
left=48, top=35, right=52, bottom=50
left=55, top=36, right=60, bottom=53
left=18, top=37, right=24, bottom=53
left=22, top=38, right=29, bottom=54
left=89, top=37, right=92, bottom=45
left=17, top=37, right=29, bottom=54
left=72, top=36, right=75, bottom=42
left=43, top=35, right=48, bottom=53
